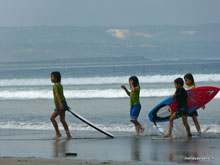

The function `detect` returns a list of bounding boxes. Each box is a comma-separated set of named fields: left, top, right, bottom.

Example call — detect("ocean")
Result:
left=0, top=57, right=220, bottom=138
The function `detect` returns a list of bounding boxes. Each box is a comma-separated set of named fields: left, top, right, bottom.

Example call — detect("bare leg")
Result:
left=60, top=111, right=72, bottom=139
left=163, top=113, right=177, bottom=138
left=182, top=116, right=192, bottom=137
left=192, top=115, right=201, bottom=135
left=130, top=120, right=144, bottom=135
left=130, top=120, right=141, bottom=127
left=50, top=111, right=62, bottom=140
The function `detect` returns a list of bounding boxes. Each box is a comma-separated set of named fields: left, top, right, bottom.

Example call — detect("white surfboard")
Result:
left=68, top=110, right=114, bottom=138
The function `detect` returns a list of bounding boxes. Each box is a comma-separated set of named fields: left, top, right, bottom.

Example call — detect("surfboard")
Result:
left=68, top=110, right=114, bottom=138
left=148, top=86, right=219, bottom=123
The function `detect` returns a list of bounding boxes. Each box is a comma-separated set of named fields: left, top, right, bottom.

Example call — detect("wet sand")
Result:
left=0, top=157, right=178, bottom=165
left=0, top=129, right=219, bottom=164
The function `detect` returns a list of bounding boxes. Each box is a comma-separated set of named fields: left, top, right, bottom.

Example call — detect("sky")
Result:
left=0, top=0, right=220, bottom=27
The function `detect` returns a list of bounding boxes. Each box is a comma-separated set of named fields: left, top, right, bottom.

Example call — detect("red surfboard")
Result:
left=170, top=86, right=219, bottom=114
left=149, top=86, right=219, bottom=123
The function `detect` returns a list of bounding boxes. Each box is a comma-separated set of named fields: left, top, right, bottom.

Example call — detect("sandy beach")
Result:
left=1, top=0, right=220, bottom=164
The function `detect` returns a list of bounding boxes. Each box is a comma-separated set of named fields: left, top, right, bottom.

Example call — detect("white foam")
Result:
left=0, top=88, right=174, bottom=99
left=0, top=122, right=134, bottom=132
left=0, top=74, right=220, bottom=86
left=0, top=122, right=219, bottom=136
left=0, top=88, right=219, bottom=100
left=0, top=90, right=53, bottom=99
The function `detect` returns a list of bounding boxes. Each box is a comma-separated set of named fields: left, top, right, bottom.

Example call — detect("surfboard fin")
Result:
left=153, top=121, right=164, bottom=136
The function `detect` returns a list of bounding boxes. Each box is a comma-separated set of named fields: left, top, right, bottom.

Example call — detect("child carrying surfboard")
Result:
left=184, top=73, right=204, bottom=136
left=163, top=78, right=192, bottom=138
left=50, top=72, right=72, bottom=140
left=121, top=76, right=144, bottom=136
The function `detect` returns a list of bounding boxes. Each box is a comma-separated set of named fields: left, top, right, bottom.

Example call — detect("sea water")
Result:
left=0, top=57, right=220, bottom=138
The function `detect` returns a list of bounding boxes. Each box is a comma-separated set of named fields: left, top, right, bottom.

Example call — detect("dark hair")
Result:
left=184, top=73, right=195, bottom=86
left=174, top=78, right=184, bottom=86
left=51, top=71, right=61, bottom=83
left=129, top=76, right=140, bottom=87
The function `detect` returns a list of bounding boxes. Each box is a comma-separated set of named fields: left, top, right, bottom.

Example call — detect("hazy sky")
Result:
left=0, top=0, right=220, bottom=27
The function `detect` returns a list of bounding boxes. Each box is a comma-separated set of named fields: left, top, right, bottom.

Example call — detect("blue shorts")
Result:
left=130, top=104, right=141, bottom=120
left=55, top=100, right=69, bottom=111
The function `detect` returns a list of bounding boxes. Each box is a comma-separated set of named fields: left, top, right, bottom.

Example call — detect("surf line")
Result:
left=68, top=109, right=114, bottom=138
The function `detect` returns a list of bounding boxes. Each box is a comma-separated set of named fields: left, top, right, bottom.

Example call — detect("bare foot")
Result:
left=67, top=134, right=72, bottom=140
left=138, top=127, right=145, bottom=136
left=52, top=134, right=62, bottom=140
left=135, top=126, right=140, bottom=136
left=162, top=134, right=171, bottom=138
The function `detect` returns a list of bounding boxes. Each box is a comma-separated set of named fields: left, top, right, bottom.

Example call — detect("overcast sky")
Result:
left=0, top=0, right=220, bottom=27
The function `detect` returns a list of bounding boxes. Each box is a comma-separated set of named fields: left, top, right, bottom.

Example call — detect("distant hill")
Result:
left=0, top=24, right=219, bottom=62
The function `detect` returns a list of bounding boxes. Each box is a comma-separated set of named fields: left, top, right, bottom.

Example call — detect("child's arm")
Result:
left=56, top=92, right=64, bottom=110
left=121, top=85, right=130, bottom=96
left=129, top=80, right=136, bottom=92
left=171, top=93, right=176, bottom=100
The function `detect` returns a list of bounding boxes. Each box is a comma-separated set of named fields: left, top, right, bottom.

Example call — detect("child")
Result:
left=163, top=78, right=192, bottom=138
left=121, top=76, right=144, bottom=135
left=184, top=73, right=204, bottom=135
left=50, top=71, right=72, bottom=140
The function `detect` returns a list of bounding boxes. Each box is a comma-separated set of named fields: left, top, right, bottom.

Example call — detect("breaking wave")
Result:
left=0, top=88, right=175, bottom=99
left=0, top=74, right=220, bottom=86
left=0, top=88, right=219, bottom=100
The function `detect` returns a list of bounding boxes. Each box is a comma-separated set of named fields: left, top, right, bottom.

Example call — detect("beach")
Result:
left=0, top=1, right=220, bottom=164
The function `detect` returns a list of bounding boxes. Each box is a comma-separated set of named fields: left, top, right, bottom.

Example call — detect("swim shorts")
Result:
left=130, top=104, right=141, bottom=120
left=189, top=110, right=198, bottom=117
left=175, top=107, right=188, bottom=118
left=55, top=100, right=69, bottom=111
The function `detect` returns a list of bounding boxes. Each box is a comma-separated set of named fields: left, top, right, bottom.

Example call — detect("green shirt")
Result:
left=53, top=83, right=65, bottom=107
left=130, top=86, right=140, bottom=106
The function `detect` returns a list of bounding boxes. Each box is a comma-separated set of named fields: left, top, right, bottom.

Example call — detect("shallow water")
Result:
left=0, top=97, right=219, bottom=139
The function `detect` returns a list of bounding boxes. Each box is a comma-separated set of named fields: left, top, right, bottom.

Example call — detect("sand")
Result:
left=0, top=129, right=219, bottom=165
left=0, top=157, right=180, bottom=165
